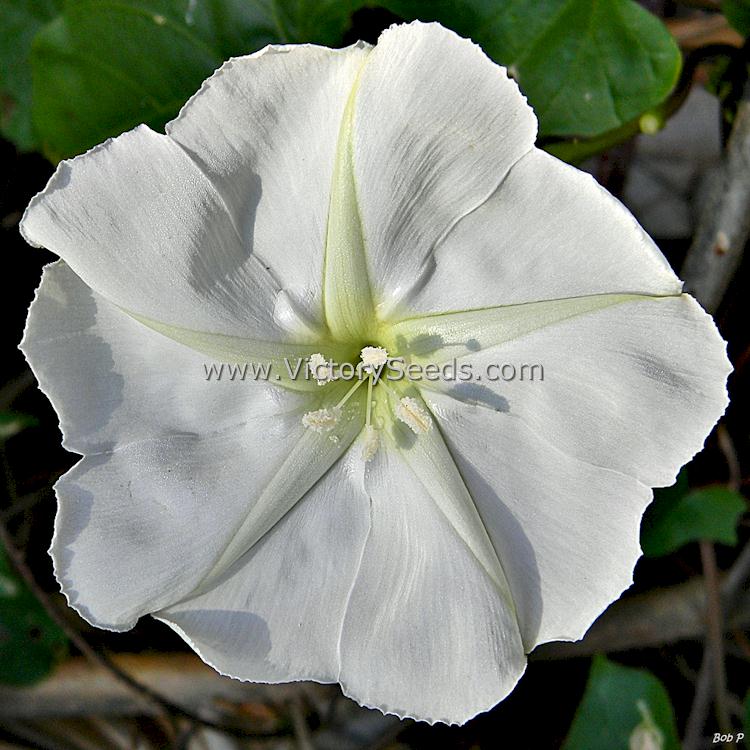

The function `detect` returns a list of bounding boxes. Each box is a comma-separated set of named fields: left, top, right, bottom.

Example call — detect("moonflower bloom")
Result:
left=20, top=22, right=730, bottom=725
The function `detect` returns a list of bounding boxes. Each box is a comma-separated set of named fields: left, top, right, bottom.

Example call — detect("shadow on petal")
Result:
left=448, top=383, right=510, bottom=413
left=455, top=458, right=543, bottom=650
left=25, top=263, right=124, bottom=452
left=158, top=608, right=273, bottom=673
left=186, top=170, right=264, bottom=299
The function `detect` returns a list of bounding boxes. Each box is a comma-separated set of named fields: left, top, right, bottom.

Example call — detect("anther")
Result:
left=308, top=353, right=334, bottom=386
left=360, top=346, right=388, bottom=372
left=302, top=407, right=340, bottom=432
left=396, top=396, right=431, bottom=434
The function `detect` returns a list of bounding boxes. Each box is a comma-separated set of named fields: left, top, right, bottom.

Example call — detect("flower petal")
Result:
left=21, top=262, right=363, bottom=629
left=378, top=386, right=513, bottom=599
left=321, top=55, right=377, bottom=341
left=166, top=42, right=371, bottom=328
left=154, top=450, right=370, bottom=684
left=126, top=312, right=354, bottom=393
left=402, top=148, right=682, bottom=316
left=20, top=125, right=293, bottom=342
left=420, top=295, right=729, bottom=488
left=409, top=294, right=729, bottom=650
left=350, top=22, right=537, bottom=317
left=388, top=292, right=644, bottom=363
left=420, top=388, right=652, bottom=649
left=337, top=442, right=526, bottom=725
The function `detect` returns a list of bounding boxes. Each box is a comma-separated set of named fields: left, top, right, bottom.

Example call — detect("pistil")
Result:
left=302, top=347, right=430, bottom=461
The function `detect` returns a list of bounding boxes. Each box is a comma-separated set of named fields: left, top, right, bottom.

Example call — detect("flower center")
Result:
left=301, top=345, right=431, bottom=461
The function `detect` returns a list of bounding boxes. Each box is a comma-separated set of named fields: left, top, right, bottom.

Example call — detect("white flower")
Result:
left=19, top=22, right=730, bottom=726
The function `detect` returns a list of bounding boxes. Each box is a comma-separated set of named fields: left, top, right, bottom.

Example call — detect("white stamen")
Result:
left=302, top=407, right=340, bottom=432
left=308, top=353, right=334, bottom=385
left=361, top=426, right=379, bottom=462
left=360, top=346, right=388, bottom=371
left=396, top=396, right=431, bottom=434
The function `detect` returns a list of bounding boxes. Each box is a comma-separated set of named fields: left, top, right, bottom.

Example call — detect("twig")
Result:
left=24, top=719, right=121, bottom=750
left=289, top=698, right=314, bottom=750
left=310, top=695, right=404, bottom=750
left=681, top=74, right=750, bottom=313
left=0, top=525, right=291, bottom=738
left=684, top=658, right=714, bottom=750
left=0, top=517, right=173, bottom=730
left=717, top=424, right=742, bottom=492
left=723, top=542, right=750, bottom=607
left=0, top=444, right=171, bottom=738
left=715, top=421, right=750, bottom=653
left=667, top=14, right=743, bottom=51
left=1, top=720, right=80, bottom=750
left=715, top=422, right=748, bottom=609
left=87, top=716, right=144, bottom=750
left=677, top=44, right=749, bottom=747
left=535, top=577, right=750, bottom=659
left=699, top=540, right=732, bottom=734
left=680, top=536, right=750, bottom=749
left=0, top=654, right=333, bottom=720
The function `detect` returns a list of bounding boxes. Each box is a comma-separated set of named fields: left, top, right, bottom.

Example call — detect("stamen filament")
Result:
left=361, top=425, right=379, bottom=462
left=366, top=374, right=374, bottom=427
left=336, top=375, right=367, bottom=409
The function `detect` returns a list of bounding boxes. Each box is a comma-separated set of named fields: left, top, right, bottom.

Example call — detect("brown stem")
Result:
left=717, top=424, right=742, bottom=492
left=681, top=76, right=750, bottom=313
left=683, top=656, right=715, bottom=750
left=700, top=540, right=732, bottom=735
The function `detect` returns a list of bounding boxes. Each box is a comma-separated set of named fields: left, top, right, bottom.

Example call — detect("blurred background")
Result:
left=1, top=1, right=749, bottom=748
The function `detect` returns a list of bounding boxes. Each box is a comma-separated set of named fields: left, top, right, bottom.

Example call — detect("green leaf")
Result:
left=274, top=0, right=366, bottom=45
left=0, top=0, right=62, bottom=151
left=0, top=411, right=39, bottom=442
left=641, top=483, right=746, bottom=557
left=0, top=544, right=68, bottom=685
left=30, top=0, right=363, bottom=161
left=724, top=0, right=750, bottom=37
left=563, top=655, right=680, bottom=750
left=380, top=0, right=682, bottom=138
